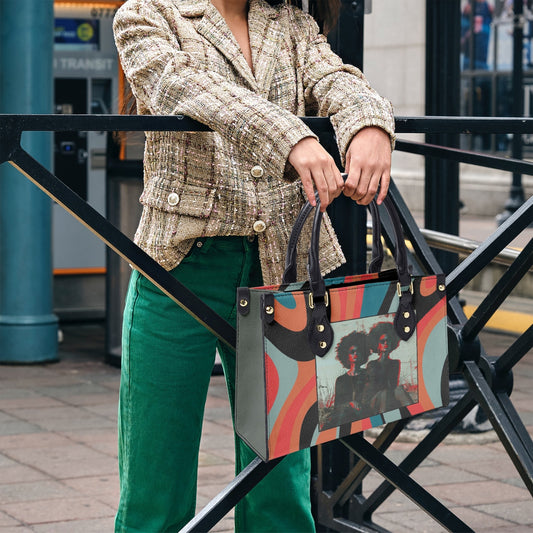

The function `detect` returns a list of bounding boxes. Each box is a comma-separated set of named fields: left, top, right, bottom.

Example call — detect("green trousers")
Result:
left=115, top=236, right=316, bottom=532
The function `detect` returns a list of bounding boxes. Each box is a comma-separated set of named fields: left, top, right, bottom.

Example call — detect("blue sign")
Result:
left=54, top=19, right=100, bottom=51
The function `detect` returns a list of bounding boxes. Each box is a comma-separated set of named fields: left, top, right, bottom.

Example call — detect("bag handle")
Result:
left=305, top=196, right=410, bottom=293
left=281, top=191, right=415, bottom=353
left=309, top=195, right=415, bottom=342
left=282, top=191, right=384, bottom=284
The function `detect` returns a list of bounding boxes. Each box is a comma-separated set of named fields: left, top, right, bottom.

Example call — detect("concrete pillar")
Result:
left=0, top=0, right=58, bottom=362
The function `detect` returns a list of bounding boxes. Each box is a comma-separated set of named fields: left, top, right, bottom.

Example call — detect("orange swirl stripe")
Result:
left=419, top=275, right=437, bottom=297
left=269, top=361, right=317, bottom=458
left=330, top=286, right=364, bottom=323
left=273, top=293, right=308, bottom=332
left=410, top=297, right=447, bottom=413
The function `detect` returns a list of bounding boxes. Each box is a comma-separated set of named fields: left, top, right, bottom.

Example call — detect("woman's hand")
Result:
left=343, top=127, right=392, bottom=205
left=288, top=137, right=344, bottom=212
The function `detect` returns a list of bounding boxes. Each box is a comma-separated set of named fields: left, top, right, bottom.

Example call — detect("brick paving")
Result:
left=0, top=322, right=531, bottom=532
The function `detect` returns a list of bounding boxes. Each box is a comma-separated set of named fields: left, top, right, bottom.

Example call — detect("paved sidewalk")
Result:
left=0, top=323, right=531, bottom=532
left=0, top=214, right=531, bottom=532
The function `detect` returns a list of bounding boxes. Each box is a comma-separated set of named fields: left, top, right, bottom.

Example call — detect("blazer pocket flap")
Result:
left=141, top=185, right=217, bottom=218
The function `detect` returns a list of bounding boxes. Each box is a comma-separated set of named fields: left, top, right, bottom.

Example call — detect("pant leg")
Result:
left=115, top=269, right=216, bottom=532
left=216, top=237, right=316, bottom=533
left=115, top=236, right=316, bottom=532
left=115, top=237, right=241, bottom=532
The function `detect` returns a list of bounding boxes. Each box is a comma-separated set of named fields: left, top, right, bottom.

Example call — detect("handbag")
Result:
left=235, top=196, right=449, bottom=461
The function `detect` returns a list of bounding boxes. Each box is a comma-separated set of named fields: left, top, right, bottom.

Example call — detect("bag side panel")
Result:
left=235, top=290, right=269, bottom=461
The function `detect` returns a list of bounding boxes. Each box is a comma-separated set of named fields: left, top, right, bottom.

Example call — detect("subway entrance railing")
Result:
left=0, top=114, right=531, bottom=532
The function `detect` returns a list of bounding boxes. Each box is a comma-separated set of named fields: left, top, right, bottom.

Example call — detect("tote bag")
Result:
left=235, top=196, right=449, bottom=461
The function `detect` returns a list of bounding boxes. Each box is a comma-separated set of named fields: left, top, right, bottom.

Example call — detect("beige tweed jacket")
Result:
left=113, top=0, right=395, bottom=285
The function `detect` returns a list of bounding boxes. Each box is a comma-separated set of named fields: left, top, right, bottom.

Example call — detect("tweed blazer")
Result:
left=113, top=0, right=395, bottom=285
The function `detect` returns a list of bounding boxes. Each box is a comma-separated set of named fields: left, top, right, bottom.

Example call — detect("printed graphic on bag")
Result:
left=236, top=272, right=449, bottom=461
left=316, top=314, right=418, bottom=431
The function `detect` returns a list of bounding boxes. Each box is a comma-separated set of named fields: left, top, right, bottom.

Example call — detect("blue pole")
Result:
left=0, top=0, right=58, bottom=362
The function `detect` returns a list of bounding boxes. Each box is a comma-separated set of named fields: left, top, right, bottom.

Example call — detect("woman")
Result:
left=332, top=331, right=371, bottom=424
left=366, top=321, right=410, bottom=414
left=113, top=0, right=394, bottom=530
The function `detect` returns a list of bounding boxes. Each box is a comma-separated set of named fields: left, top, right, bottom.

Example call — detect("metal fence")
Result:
left=0, top=114, right=531, bottom=532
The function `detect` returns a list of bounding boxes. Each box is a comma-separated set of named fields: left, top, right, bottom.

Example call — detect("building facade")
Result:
left=364, top=0, right=533, bottom=215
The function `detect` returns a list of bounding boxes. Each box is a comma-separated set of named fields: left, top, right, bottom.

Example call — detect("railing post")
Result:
left=497, top=0, right=527, bottom=225
left=325, top=0, right=367, bottom=277
left=0, top=0, right=58, bottom=362
left=425, top=0, right=461, bottom=274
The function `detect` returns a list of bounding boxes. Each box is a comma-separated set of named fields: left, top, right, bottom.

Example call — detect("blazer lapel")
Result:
left=248, top=0, right=283, bottom=96
left=182, top=0, right=259, bottom=91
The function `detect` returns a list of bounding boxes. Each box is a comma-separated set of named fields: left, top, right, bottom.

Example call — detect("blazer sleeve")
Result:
left=113, top=1, right=316, bottom=180
left=295, top=11, right=396, bottom=165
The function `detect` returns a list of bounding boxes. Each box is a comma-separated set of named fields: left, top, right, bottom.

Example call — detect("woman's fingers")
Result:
left=345, top=166, right=379, bottom=205
left=288, top=137, right=344, bottom=211
left=376, top=169, right=391, bottom=205
left=343, top=127, right=392, bottom=205
left=299, top=169, right=318, bottom=207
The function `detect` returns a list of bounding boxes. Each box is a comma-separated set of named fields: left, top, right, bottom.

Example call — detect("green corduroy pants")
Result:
left=115, top=236, right=316, bottom=532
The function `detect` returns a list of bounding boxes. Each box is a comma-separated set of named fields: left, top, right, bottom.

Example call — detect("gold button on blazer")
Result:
left=113, top=0, right=395, bottom=285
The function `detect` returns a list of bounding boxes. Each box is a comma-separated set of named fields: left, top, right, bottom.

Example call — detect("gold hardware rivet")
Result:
left=403, top=311, right=410, bottom=319
left=317, top=324, right=325, bottom=332
left=265, top=306, right=274, bottom=315
left=404, top=326, right=411, bottom=334
left=319, top=341, right=327, bottom=349
left=239, top=299, right=248, bottom=307
left=438, top=284, right=445, bottom=291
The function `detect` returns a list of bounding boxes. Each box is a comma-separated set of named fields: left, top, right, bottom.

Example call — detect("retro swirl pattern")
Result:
left=258, top=272, right=448, bottom=460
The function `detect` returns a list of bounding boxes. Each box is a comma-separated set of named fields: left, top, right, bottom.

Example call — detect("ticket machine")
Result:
left=53, top=1, right=122, bottom=318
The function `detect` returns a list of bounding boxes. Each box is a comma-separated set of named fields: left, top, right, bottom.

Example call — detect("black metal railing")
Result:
left=0, top=114, right=531, bottom=532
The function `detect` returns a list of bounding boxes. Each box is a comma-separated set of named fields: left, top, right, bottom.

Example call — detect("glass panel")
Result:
left=496, top=75, right=512, bottom=152
left=460, top=1, right=515, bottom=152
left=461, top=0, right=495, bottom=71
left=494, top=2, right=514, bottom=71
left=91, top=78, right=111, bottom=115
left=460, top=77, right=474, bottom=149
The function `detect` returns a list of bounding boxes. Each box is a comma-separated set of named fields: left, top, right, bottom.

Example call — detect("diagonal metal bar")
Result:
left=362, top=391, right=477, bottom=518
left=446, top=195, right=533, bottom=299
left=340, top=434, right=474, bottom=532
left=384, top=183, right=468, bottom=327
left=330, top=421, right=406, bottom=508
left=387, top=181, right=444, bottom=276
left=461, top=238, right=533, bottom=341
left=495, top=324, right=533, bottom=375
left=180, top=457, right=282, bottom=533
left=496, top=391, right=533, bottom=463
left=463, top=361, right=533, bottom=494
left=7, top=144, right=290, bottom=531
left=396, top=139, right=533, bottom=175
left=7, top=147, right=236, bottom=349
